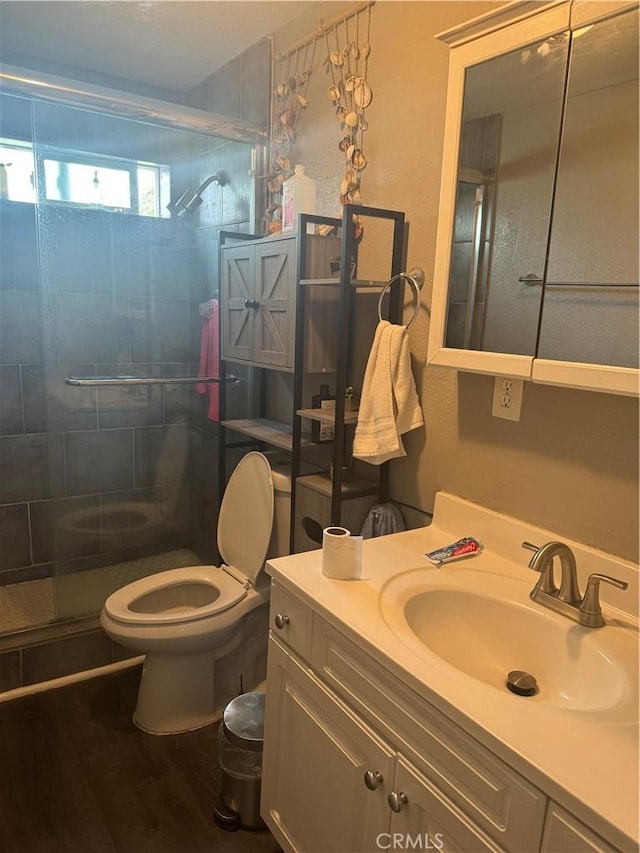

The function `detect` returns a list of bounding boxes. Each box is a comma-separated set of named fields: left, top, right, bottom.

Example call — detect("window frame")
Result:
left=1, top=136, right=169, bottom=218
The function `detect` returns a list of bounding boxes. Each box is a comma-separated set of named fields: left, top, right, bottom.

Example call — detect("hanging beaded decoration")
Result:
left=266, top=38, right=316, bottom=234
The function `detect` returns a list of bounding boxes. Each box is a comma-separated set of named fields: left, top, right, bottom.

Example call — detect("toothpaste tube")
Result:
left=425, top=536, right=482, bottom=566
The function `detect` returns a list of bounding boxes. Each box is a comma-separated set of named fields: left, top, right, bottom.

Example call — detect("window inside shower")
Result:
left=0, top=137, right=170, bottom=216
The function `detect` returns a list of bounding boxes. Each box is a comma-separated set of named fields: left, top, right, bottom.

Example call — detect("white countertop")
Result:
left=266, top=493, right=639, bottom=850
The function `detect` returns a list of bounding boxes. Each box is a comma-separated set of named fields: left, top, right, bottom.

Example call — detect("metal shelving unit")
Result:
left=290, top=204, right=406, bottom=550
left=218, top=205, right=407, bottom=553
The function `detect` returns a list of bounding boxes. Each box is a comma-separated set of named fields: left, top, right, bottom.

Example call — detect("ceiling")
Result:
left=0, top=1, right=317, bottom=93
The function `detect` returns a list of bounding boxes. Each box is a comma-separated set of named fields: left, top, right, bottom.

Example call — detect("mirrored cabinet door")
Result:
left=447, top=32, right=569, bottom=357
left=429, top=1, right=639, bottom=396
left=537, top=6, right=639, bottom=369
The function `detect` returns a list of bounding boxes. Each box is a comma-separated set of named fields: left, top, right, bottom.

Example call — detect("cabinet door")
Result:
left=262, top=637, right=395, bottom=853
left=254, top=239, right=296, bottom=369
left=221, top=244, right=255, bottom=362
left=541, top=804, right=618, bottom=853
left=389, top=757, right=504, bottom=853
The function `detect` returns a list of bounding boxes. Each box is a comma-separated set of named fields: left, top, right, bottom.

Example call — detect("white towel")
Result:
left=352, top=321, right=423, bottom=465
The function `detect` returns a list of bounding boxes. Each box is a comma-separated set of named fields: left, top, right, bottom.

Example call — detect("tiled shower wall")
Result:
left=0, top=196, right=214, bottom=588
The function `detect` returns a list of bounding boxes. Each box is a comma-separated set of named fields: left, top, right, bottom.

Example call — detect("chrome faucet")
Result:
left=522, top=541, right=628, bottom=628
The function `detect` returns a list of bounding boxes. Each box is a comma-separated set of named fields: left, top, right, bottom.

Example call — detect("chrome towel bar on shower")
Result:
left=64, top=375, right=240, bottom=387
left=377, top=267, right=425, bottom=329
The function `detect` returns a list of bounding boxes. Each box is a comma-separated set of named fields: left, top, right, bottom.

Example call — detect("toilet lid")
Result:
left=217, top=452, right=274, bottom=587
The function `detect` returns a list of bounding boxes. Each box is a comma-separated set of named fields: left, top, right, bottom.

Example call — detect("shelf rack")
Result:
left=218, top=206, right=406, bottom=554
left=291, top=204, right=406, bottom=545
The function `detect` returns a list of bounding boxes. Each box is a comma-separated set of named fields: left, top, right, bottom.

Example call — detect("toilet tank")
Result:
left=268, top=465, right=292, bottom=558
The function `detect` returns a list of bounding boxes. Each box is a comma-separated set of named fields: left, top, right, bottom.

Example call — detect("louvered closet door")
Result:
left=221, top=245, right=256, bottom=362
left=254, top=238, right=296, bottom=369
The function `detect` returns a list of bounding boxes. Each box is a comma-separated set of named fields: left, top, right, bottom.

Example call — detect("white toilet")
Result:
left=100, top=452, right=290, bottom=735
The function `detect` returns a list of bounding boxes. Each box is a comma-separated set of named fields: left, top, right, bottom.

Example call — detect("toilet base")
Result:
left=133, top=650, right=218, bottom=734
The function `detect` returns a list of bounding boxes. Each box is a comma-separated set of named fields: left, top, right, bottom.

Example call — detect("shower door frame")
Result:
left=0, top=63, right=268, bottom=235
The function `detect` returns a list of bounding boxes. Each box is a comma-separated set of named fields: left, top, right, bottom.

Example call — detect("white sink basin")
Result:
left=380, top=567, right=638, bottom=715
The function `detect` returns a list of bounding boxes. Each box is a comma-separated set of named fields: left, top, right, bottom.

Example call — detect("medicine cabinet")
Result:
left=428, top=0, right=639, bottom=396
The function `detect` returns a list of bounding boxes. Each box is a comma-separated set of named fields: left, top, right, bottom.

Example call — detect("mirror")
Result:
left=538, top=8, right=639, bottom=368
left=443, top=6, right=638, bottom=370
left=446, top=31, right=569, bottom=355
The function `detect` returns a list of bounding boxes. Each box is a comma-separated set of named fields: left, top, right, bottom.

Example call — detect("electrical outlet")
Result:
left=492, top=376, right=524, bottom=421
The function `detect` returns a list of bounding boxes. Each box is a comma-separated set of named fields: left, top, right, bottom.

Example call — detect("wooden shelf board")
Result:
left=297, top=408, right=358, bottom=425
left=222, top=418, right=311, bottom=451
left=297, top=472, right=378, bottom=499
left=299, top=278, right=387, bottom=292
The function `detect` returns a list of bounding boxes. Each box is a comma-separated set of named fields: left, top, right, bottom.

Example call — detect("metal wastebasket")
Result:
left=214, top=691, right=266, bottom=831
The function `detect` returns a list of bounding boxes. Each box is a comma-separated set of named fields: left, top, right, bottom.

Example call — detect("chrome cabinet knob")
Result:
left=388, top=791, right=408, bottom=813
left=274, top=613, right=290, bottom=629
left=244, top=299, right=260, bottom=309
left=364, top=770, right=383, bottom=790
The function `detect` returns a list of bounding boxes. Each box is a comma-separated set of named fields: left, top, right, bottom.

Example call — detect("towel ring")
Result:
left=377, top=267, right=424, bottom=329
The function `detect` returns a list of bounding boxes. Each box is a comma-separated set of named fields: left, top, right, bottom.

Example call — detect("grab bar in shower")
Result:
left=64, top=375, right=241, bottom=387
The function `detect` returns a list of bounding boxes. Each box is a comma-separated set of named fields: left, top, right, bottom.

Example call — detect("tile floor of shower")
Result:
left=0, top=548, right=204, bottom=635
left=0, top=549, right=210, bottom=692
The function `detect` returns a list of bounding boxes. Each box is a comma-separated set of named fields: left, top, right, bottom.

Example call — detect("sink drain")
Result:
left=506, top=670, right=538, bottom=697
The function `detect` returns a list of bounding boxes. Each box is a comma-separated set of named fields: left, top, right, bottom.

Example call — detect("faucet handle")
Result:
left=579, top=573, right=629, bottom=628
left=522, top=541, right=540, bottom=553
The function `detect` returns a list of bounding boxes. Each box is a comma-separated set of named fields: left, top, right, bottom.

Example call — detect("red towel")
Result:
left=196, top=299, right=219, bottom=421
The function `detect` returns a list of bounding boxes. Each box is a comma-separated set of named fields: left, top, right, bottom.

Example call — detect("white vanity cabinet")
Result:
left=263, top=638, right=505, bottom=853
left=261, top=496, right=638, bottom=852
left=261, top=583, right=547, bottom=853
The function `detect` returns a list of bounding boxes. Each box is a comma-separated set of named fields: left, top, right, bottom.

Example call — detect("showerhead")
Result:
left=172, top=189, right=204, bottom=217
left=167, top=172, right=225, bottom=217
left=166, top=188, right=194, bottom=217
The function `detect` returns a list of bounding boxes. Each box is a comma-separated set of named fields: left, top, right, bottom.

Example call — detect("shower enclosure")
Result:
left=0, top=74, right=264, bottom=639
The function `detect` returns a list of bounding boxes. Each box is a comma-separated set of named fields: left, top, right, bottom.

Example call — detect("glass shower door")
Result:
left=30, top=100, right=223, bottom=621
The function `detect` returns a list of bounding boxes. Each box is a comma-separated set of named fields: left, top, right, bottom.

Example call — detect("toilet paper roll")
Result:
left=321, top=526, right=363, bottom=580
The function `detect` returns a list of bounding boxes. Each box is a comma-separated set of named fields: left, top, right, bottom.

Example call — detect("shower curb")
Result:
left=0, top=656, right=144, bottom=704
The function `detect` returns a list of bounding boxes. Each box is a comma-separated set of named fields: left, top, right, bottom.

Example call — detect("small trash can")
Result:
left=214, top=691, right=266, bottom=831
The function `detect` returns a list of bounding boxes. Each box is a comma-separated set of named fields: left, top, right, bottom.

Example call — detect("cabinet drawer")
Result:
left=269, top=582, right=312, bottom=662
left=311, top=616, right=546, bottom=853
left=541, top=805, right=619, bottom=853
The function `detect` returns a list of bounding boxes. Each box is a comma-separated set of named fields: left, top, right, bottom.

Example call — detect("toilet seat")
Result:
left=102, top=452, right=275, bottom=629
left=103, top=565, right=248, bottom=626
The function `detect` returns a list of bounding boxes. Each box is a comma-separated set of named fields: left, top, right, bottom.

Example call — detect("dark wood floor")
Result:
left=0, top=666, right=282, bottom=853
